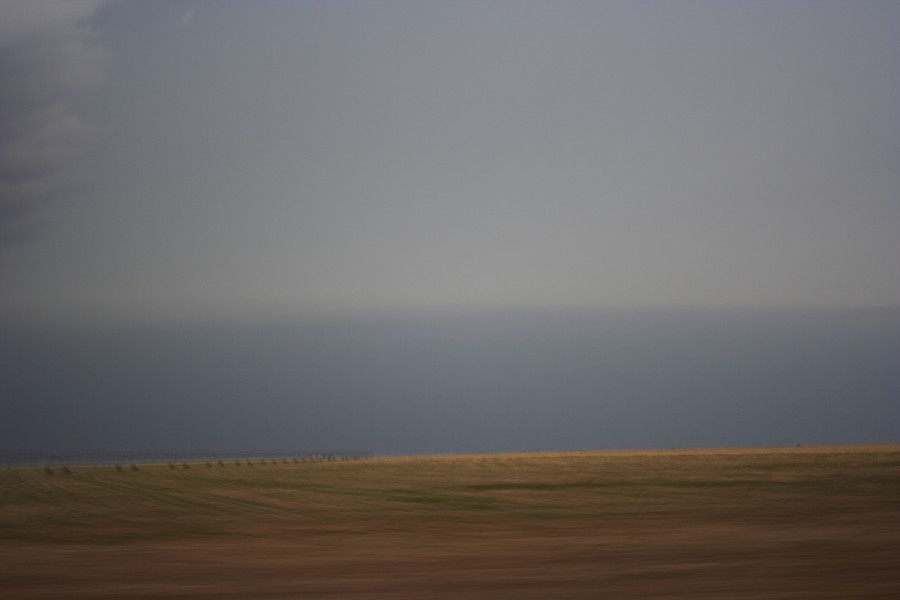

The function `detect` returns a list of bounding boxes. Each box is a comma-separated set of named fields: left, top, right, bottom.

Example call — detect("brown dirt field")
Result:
left=2, top=445, right=899, bottom=598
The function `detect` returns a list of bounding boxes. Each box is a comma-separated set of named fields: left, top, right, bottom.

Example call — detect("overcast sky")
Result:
left=1, top=1, right=898, bottom=454
left=1, top=0, right=898, bottom=324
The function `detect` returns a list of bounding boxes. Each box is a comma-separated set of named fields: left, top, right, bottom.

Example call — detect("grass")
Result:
left=2, top=444, right=899, bottom=598
left=2, top=445, right=899, bottom=541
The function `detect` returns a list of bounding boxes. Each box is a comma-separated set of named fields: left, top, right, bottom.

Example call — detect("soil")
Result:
left=5, top=507, right=899, bottom=598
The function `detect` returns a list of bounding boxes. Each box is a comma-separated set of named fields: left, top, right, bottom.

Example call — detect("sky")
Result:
left=0, top=1, right=898, bottom=454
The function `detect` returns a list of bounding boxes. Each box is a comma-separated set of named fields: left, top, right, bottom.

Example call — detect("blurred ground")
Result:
left=2, top=446, right=899, bottom=598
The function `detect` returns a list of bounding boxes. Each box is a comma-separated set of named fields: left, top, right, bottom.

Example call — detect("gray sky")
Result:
left=1, top=0, right=898, bottom=323
left=1, top=1, right=898, bottom=455
left=2, top=308, right=899, bottom=453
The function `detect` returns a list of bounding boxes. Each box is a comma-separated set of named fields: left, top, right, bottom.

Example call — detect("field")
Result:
left=2, top=445, right=899, bottom=599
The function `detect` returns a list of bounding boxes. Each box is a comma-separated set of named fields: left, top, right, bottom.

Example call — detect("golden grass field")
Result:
left=2, top=445, right=899, bottom=598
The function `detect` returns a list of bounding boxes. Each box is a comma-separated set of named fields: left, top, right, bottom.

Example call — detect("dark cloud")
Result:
left=2, top=308, right=898, bottom=454
left=0, top=0, right=108, bottom=246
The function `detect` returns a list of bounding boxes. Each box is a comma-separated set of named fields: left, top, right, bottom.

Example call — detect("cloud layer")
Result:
left=0, top=0, right=108, bottom=246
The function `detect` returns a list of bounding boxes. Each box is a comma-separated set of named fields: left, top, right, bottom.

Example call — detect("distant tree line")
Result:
left=1, top=449, right=371, bottom=468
